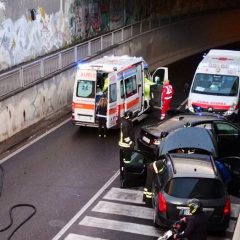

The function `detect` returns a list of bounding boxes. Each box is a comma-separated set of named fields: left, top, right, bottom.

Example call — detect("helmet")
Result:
left=124, top=111, right=133, bottom=119
left=187, top=198, right=202, bottom=214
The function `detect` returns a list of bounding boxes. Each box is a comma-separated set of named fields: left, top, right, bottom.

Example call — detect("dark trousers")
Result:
left=98, top=118, right=107, bottom=136
left=143, top=163, right=156, bottom=203
left=119, top=146, right=134, bottom=178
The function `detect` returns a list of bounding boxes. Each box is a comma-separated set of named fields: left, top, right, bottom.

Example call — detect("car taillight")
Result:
left=223, top=197, right=231, bottom=215
left=158, top=193, right=167, bottom=213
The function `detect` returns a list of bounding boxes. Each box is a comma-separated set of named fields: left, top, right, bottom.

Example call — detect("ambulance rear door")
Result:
left=150, top=67, right=169, bottom=107
left=123, top=66, right=139, bottom=114
left=72, top=69, right=97, bottom=125
left=107, top=72, right=118, bottom=128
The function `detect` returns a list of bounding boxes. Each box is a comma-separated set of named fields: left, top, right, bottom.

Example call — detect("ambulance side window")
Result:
left=109, top=83, right=117, bottom=103
left=120, top=80, right=125, bottom=99
left=125, top=75, right=137, bottom=98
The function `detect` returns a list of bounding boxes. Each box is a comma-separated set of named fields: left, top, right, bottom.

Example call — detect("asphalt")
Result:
left=0, top=107, right=239, bottom=240
left=0, top=107, right=71, bottom=159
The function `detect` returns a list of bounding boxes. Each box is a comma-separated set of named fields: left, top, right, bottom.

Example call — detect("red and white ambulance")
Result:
left=72, top=55, right=168, bottom=128
left=187, top=49, right=240, bottom=118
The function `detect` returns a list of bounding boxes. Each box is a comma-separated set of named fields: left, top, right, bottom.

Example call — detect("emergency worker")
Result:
left=96, top=95, right=107, bottom=138
left=118, top=111, right=135, bottom=149
left=161, top=79, right=174, bottom=120
left=118, top=111, right=135, bottom=183
left=143, top=159, right=166, bottom=205
left=102, top=73, right=109, bottom=93
left=173, top=198, right=208, bottom=240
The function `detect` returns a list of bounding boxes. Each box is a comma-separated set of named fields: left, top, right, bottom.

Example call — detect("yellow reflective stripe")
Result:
left=124, top=137, right=130, bottom=142
left=118, top=142, right=131, bottom=148
left=153, top=161, right=165, bottom=174
left=145, top=195, right=152, bottom=199
left=153, top=161, right=158, bottom=174
left=123, top=158, right=130, bottom=163
left=144, top=191, right=152, bottom=195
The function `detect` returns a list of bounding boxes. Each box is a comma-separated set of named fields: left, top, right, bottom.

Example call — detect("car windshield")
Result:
left=165, top=177, right=225, bottom=199
left=77, top=80, right=95, bottom=98
left=191, top=73, right=239, bottom=96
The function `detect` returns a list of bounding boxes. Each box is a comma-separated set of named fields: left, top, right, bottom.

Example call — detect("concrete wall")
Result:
left=110, top=9, right=240, bottom=71
left=1, top=9, right=240, bottom=142
left=0, top=0, right=70, bottom=70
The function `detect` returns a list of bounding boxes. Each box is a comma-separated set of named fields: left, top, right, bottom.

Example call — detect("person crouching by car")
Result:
left=173, top=198, right=208, bottom=240
left=96, top=95, right=107, bottom=138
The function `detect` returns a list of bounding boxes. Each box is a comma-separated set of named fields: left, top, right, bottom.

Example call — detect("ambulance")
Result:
left=71, top=55, right=168, bottom=128
left=187, top=49, right=240, bottom=118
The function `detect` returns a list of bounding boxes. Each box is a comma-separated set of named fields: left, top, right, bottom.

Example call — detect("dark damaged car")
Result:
left=138, top=112, right=240, bottom=158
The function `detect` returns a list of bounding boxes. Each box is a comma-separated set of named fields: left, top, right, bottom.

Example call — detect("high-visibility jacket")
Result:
left=102, top=77, right=109, bottom=92
left=144, top=77, right=155, bottom=100
left=161, top=83, right=174, bottom=102
left=118, top=117, right=135, bottom=148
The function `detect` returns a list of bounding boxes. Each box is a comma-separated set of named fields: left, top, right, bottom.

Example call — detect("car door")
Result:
left=120, top=149, right=155, bottom=188
left=217, top=156, right=240, bottom=198
left=107, top=72, right=118, bottom=128
left=150, top=67, right=168, bottom=107
left=213, top=121, right=240, bottom=157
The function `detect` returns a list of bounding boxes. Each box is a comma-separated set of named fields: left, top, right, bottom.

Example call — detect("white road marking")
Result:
left=52, top=171, right=120, bottom=240
left=79, top=216, right=161, bottom=237
left=92, top=201, right=153, bottom=219
left=0, top=119, right=70, bottom=164
left=64, top=234, right=107, bottom=240
left=177, top=98, right=188, bottom=110
left=231, top=203, right=240, bottom=219
left=103, top=187, right=144, bottom=204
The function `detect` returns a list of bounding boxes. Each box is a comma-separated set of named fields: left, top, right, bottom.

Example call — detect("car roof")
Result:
left=168, top=153, right=218, bottom=178
left=159, top=127, right=218, bottom=158
left=142, top=113, right=224, bottom=136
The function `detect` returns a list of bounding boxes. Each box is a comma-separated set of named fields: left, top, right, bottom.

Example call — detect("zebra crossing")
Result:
left=61, top=187, right=239, bottom=240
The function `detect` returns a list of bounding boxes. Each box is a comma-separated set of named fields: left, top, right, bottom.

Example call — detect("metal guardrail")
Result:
left=0, top=6, right=239, bottom=100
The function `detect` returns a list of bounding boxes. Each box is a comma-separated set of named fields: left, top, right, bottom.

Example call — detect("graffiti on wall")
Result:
left=68, top=0, right=103, bottom=40
left=0, top=2, right=71, bottom=71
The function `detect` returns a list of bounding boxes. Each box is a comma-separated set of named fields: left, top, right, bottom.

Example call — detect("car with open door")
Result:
left=120, top=127, right=240, bottom=231
left=137, top=112, right=240, bottom=157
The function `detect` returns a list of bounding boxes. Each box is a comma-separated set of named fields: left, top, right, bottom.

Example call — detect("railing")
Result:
left=0, top=6, right=239, bottom=100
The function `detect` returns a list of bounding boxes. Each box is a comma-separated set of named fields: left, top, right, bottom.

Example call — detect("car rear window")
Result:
left=165, top=177, right=225, bottom=199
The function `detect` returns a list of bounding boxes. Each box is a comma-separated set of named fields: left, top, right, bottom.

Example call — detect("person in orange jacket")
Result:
left=161, top=79, right=174, bottom=120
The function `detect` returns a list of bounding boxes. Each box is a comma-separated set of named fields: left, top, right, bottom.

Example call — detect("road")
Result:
left=0, top=47, right=239, bottom=240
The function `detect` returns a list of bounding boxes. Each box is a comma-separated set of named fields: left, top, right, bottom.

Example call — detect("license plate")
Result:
left=177, top=206, right=190, bottom=215
left=142, top=136, right=150, bottom=144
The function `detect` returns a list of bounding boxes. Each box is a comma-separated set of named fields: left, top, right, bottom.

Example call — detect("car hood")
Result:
left=142, top=124, right=163, bottom=136
left=158, top=127, right=218, bottom=158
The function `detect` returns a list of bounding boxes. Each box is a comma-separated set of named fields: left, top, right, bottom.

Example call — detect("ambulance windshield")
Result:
left=77, top=80, right=95, bottom=98
left=191, top=73, right=239, bottom=96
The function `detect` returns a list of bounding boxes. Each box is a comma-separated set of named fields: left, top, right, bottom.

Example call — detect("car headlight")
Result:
left=153, top=139, right=160, bottom=145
